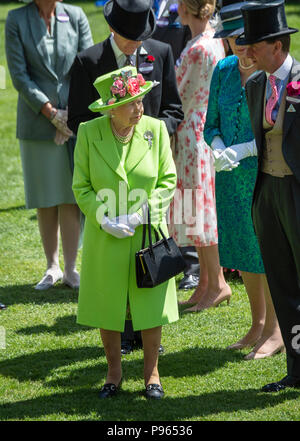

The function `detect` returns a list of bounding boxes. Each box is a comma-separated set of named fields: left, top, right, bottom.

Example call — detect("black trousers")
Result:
left=253, top=173, right=300, bottom=378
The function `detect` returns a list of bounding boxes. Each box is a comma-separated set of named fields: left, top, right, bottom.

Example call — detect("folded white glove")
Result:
left=214, top=150, right=240, bottom=172
left=101, top=215, right=135, bottom=238
left=111, top=212, right=143, bottom=230
left=211, top=135, right=226, bottom=153
left=54, top=129, right=70, bottom=146
left=214, top=139, right=257, bottom=172
left=51, top=109, right=73, bottom=138
left=224, top=139, right=257, bottom=162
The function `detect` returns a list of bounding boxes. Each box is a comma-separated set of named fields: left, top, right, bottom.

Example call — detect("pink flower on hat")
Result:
left=111, top=78, right=126, bottom=97
left=127, top=77, right=140, bottom=96
left=137, top=73, right=146, bottom=86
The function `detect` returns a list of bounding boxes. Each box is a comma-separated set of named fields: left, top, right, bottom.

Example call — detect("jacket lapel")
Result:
left=93, top=117, right=128, bottom=183
left=99, top=38, right=119, bottom=73
left=283, top=58, right=300, bottom=139
left=27, top=2, right=57, bottom=80
left=249, top=71, right=266, bottom=155
left=54, top=2, right=69, bottom=76
left=125, top=120, right=152, bottom=176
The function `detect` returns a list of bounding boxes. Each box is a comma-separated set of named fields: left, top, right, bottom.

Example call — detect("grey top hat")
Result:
left=236, top=1, right=298, bottom=45
left=214, top=1, right=246, bottom=39
left=104, top=0, right=156, bottom=41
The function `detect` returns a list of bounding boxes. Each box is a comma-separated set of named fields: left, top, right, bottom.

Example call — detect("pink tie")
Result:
left=265, top=75, right=279, bottom=126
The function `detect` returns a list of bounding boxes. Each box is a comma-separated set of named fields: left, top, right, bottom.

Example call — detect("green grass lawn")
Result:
left=0, top=1, right=300, bottom=422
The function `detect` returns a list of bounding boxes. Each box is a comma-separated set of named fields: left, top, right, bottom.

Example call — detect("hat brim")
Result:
left=104, top=0, right=156, bottom=41
left=88, top=81, right=153, bottom=113
left=214, top=26, right=244, bottom=39
left=236, top=27, right=298, bottom=45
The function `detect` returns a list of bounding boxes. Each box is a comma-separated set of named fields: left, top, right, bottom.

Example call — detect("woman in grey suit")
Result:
left=5, top=0, right=93, bottom=290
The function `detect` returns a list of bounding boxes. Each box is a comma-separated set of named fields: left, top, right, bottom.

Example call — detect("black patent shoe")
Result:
left=178, top=274, right=199, bottom=290
left=0, top=303, right=7, bottom=310
left=261, top=375, right=300, bottom=393
left=98, top=380, right=121, bottom=399
left=158, top=344, right=164, bottom=354
left=121, top=340, right=134, bottom=355
left=145, top=384, right=164, bottom=399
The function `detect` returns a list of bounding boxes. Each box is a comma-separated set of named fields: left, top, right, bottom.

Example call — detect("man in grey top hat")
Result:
left=236, top=0, right=300, bottom=392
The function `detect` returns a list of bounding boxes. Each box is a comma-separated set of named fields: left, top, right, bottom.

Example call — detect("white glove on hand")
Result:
left=214, top=139, right=257, bottom=172
left=211, top=135, right=226, bottom=153
left=54, top=129, right=70, bottom=146
left=101, top=215, right=135, bottom=239
left=111, top=212, right=143, bottom=230
left=51, top=109, right=73, bottom=138
left=214, top=149, right=240, bottom=172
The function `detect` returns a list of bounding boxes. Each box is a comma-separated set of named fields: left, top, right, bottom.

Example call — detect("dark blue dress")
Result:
left=204, top=56, right=264, bottom=273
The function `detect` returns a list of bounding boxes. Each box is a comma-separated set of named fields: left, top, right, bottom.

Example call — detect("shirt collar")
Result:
left=268, top=53, right=293, bottom=81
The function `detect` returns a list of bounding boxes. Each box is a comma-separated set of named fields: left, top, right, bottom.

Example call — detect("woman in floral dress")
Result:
left=169, top=0, right=231, bottom=310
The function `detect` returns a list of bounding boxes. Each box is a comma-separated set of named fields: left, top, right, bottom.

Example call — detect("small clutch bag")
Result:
left=135, top=207, right=186, bottom=288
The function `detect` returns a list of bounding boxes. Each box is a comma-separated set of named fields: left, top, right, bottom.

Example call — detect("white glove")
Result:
left=111, top=212, right=143, bottom=230
left=211, top=135, right=226, bottom=153
left=54, top=129, right=70, bottom=146
left=214, top=139, right=257, bottom=172
left=101, top=215, right=135, bottom=239
left=51, top=109, right=73, bottom=138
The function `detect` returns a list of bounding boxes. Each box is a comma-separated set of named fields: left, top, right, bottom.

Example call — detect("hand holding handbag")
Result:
left=135, top=207, right=186, bottom=288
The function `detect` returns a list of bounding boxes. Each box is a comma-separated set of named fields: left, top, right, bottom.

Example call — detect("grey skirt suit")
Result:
left=5, top=2, right=93, bottom=208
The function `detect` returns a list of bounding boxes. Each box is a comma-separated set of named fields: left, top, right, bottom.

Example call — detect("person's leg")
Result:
left=36, top=206, right=63, bottom=288
left=59, top=203, right=80, bottom=288
left=244, top=274, right=284, bottom=358
left=227, top=272, right=265, bottom=350
left=179, top=247, right=207, bottom=306
left=185, top=244, right=231, bottom=311
left=253, top=175, right=300, bottom=386
left=178, top=246, right=200, bottom=290
left=141, top=326, right=162, bottom=386
left=100, top=328, right=122, bottom=385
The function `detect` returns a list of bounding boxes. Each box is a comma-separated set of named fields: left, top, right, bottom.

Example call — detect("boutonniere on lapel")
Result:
left=286, top=81, right=300, bottom=105
left=144, top=131, right=153, bottom=148
left=139, top=55, right=155, bottom=75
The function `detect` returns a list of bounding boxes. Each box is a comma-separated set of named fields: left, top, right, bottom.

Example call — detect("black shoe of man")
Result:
left=261, top=375, right=300, bottom=392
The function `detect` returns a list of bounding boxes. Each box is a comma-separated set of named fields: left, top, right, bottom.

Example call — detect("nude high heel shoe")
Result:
left=244, top=345, right=285, bottom=360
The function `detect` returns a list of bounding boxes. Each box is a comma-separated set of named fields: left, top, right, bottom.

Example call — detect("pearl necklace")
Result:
left=111, top=120, right=134, bottom=144
left=239, top=59, right=255, bottom=70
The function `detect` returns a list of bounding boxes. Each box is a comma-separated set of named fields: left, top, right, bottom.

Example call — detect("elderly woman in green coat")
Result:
left=72, top=67, right=179, bottom=399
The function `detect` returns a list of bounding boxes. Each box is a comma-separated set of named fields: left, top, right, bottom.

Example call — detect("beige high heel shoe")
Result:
left=183, top=292, right=231, bottom=313
left=244, top=345, right=285, bottom=360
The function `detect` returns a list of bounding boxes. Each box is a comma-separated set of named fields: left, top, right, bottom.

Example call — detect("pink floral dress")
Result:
left=169, top=29, right=225, bottom=247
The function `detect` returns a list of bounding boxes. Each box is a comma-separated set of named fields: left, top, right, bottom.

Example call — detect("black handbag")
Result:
left=135, top=207, right=186, bottom=288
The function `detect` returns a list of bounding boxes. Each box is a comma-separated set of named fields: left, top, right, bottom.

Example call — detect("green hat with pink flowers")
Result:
left=88, top=66, right=153, bottom=112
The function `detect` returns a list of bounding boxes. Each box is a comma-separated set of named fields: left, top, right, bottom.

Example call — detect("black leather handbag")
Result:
left=135, top=207, right=186, bottom=288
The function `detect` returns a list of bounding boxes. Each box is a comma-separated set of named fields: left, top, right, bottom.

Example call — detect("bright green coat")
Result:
left=72, top=115, right=179, bottom=331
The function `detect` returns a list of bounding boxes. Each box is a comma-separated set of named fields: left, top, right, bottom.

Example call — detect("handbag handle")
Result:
left=141, top=205, right=170, bottom=257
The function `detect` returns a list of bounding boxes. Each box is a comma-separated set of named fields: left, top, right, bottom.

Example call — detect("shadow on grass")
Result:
left=0, top=345, right=298, bottom=420
left=0, top=283, right=80, bottom=306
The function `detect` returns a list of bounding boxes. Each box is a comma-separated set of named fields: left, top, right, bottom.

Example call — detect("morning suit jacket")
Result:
left=5, top=2, right=93, bottom=140
left=245, top=58, right=300, bottom=219
left=67, top=37, right=184, bottom=135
